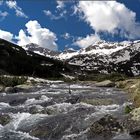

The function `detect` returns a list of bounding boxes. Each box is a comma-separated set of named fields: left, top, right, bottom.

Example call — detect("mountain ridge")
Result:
left=0, top=38, right=71, bottom=78
left=0, top=38, right=140, bottom=78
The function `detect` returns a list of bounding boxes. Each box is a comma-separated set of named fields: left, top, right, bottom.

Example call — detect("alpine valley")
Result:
left=23, top=39, right=140, bottom=77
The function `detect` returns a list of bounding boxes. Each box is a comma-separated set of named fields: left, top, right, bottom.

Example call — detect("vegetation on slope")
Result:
left=0, top=39, right=70, bottom=78
left=0, top=75, right=27, bottom=87
left=78, top=72, right=127, bottom=82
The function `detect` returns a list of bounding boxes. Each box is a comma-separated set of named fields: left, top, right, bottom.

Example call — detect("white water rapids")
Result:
left=0, top=82, right=136, bottom=140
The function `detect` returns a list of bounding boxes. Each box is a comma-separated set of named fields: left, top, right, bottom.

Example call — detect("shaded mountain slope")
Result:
left=0, top=39, right=70, bottom=78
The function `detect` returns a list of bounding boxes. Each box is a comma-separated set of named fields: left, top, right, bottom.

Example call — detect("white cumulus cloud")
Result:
left=43, top=1, right=67, bottom=20
left=0, top=11, right=8, bottom=20
left=61, top=33, right=71, bottom=40
left=56, top=1, right=65, bottom=10
left=0, top=29, right=13, bottom=41
left=6, top=0, right=28, bottom=18
left=16, top=20, right=58, bottom=51
left=43, top=9, right=67, bottom=20
left=73, top=34, right=101, bottom=48
left=76, top=1, right=140, bottom=39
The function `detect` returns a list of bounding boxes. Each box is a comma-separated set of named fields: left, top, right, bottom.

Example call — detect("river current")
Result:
left=0, top=82, right=137, bottom=140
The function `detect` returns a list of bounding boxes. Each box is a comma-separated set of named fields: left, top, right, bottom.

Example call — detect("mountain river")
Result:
left=0, top=82, right=138, bottom=140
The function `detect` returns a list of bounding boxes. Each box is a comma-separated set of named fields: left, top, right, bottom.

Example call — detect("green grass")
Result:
left=78, top=72, right=127, bottom=82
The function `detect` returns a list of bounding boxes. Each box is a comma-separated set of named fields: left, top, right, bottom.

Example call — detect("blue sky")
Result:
left=0, top=0, right=140, bottom=51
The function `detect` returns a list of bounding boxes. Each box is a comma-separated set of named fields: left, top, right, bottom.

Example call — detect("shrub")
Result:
left=133, top=82, right=140, bottom=107
left=78, top=72, right=127, bottom=82
left=125, top=105, right=133, bottom=114
left=0, top=76, right=27, bottom=87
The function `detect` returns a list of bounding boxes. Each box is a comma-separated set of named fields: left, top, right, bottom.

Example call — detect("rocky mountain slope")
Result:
left=23, top=43, right=59, bottom=58
left=68, top=40, right=140, bottom=76
left=23, top=43, right=78, bottom=60
left=0, top=39, right=70, bottom=78
left=24, top=40, right=140, bottom=77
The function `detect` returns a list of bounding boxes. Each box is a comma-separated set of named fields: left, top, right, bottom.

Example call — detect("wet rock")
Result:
left=29, top=125, right=51, bottom=138
left=28, top=113, right=78, bottom=139
left=81, top=98, right=113, bottom=106
left=44, top=108, right=54, bottom=115
left=45, top=105, right=67, bottom=115
left=89, top=114, right=123, bottom=137
left=0, top=113, right=11, bottom=126
left=18, top=107, right=95, bottom=139
left=125, top=107, right=140, bottom=136
left=28, top=105, right=43, bottom=114
left=95, top=80, right=115, bottom=87
left=38, top=100, right=55, bottom=107
left=65, top=96, right=80, bottom=104
left=130, top=107, right=140, bottom=121
left=4, top=87, right=16, bottom=93
left=0, top=85, right=4, bottom=92
left=9, top=98, right=27, bottom=106
left=123, top=118, right=140, bottom=137
left=14, top=84, right=33, bottom=92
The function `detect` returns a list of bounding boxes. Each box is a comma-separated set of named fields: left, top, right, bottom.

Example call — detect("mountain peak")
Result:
left=24, top=43, right=40, bottom=49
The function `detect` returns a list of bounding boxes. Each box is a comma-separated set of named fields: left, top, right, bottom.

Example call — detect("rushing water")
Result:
left=0, top=82, right=137, bottom=140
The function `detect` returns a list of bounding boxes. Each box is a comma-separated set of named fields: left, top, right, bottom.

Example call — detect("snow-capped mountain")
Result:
left=23, top=43, right=59, bottom=58
left=59, top=41, right=134, bottom=60
left=67, top=40, right=140, bottom=76
left=23, top=43, right=78, bottom=60
left=23, top=40, right=140, bottom=76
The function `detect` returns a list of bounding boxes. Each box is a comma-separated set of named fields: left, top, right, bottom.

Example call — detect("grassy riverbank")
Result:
left=116, top=78, right=140, bottom=107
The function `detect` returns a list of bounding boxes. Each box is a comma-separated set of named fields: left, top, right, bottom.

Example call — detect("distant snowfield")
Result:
left=23, top=40, right=139, bottom=60
left=22, top=40, right=140, bottom=76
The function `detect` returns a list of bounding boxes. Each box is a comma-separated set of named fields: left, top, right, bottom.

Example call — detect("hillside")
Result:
left=67, top=40, right=140, bottom=76
left=0, top=39, right=70, bottom=78
left=24, top=40, right=140, bottom=77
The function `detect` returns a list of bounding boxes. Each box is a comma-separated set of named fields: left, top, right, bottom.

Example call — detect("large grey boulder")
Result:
left=89, top=114, right=123, bottom=137
left=125, top=107, right=140, bottom=136
left=4, top=87, right=15, bottom=93
left=95, top=80, right=115, bottom=87
left=14, top=84, right=33, bottom=92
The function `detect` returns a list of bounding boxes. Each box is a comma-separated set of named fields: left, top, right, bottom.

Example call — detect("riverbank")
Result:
left=0, top=75, right=63, bottom=93
left=116, top=78, right=140, bottom=107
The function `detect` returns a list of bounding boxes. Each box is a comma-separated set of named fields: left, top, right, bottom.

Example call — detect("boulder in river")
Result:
left=0, top=85, right=4, bottom=92
left=0, top=113, right=11, bottom=126
left=125, top=107, right=140, bottom=136
left=95, top=80, right=115, bottom=87
left=28, top=105, right=43, bottom=114
left=65, top=95, right=80, bottom=104
left=9, top=98, right=27, bottom=106
left=89, top=114, right=123, bottom=137
left=4, top=87, right=15, bottom=93
left=14, top=84, right=33, bottom=92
